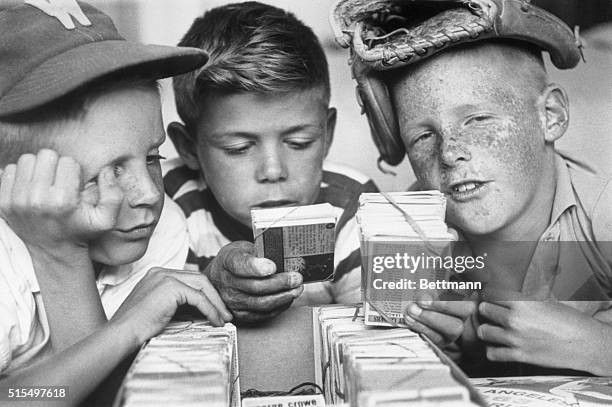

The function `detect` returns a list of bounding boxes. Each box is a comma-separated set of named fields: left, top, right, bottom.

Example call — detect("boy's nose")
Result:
left=257, top=149, right=287, bottom=183
left=439, top=136, right=471, bottom=167
left=122, top=171, right=162, bottom=207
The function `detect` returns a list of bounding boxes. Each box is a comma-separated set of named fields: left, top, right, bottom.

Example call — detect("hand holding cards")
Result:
left=251, top=204, right=337, bottom=283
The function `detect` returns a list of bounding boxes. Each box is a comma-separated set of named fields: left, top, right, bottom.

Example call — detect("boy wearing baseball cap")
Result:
left=333, top=0, right=612, bottom=376
left=0, top=1, right=238, bottom=402
left=163, top=2, right=378, bottom=323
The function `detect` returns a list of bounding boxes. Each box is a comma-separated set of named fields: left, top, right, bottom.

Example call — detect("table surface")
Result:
left=237, top=306, right=315, bottom=392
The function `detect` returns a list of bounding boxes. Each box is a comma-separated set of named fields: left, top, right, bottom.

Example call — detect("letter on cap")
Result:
left=24, top=0, right=91, bottom=29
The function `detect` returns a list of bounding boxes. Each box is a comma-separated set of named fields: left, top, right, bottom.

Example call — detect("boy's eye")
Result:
left=223, top=143, right=252, bottom=155
left=285, top=138, right=315, bottom=150
left=413, top=131, right=434, bottom=146
left=465, top=114, right=493, bottom=126
left=146, top=154, right=166, bottom=165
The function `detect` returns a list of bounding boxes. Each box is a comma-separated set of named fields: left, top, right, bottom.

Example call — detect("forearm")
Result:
left=1, top=320, right=139, bottom=407
left=29, top=248, right=106, bottom=353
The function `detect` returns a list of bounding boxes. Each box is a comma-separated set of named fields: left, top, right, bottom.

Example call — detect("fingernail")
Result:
left=289, top=272, right=303, bottom=287
left=408, top=303, right=422, bottom=317
left=224, top=311, right=233, bottom=321
left=404, top=314, right=415, bottom=324
left=253, top=258, right=275, bottom=275
left=418, top=294, right=433, bottom=307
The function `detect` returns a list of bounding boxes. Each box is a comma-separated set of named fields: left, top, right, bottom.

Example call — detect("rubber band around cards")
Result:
left=387, top=342, right=419, bottom=358
left=241, top=382, right=323, bottom=399
left=389, top=368, right=428, bottom=390
left=252, top=205, right=303, bottom=242
left=379, top=191, right=444, bottom=257
left=322, top=360, right=331, bottom=398
left=351, top=304, right=362, bottom=322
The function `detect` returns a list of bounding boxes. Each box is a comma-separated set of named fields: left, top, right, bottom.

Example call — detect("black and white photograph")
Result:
left=1, top=0, right=612, bottom=406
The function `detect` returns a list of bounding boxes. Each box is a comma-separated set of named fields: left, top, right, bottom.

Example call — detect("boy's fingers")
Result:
left=199, top=275, right=232, bottom=321
left=486, top=346, right=522, bottom=363
left=232, top=271, right=302, bottom=295
left=220, top=242, right=276, bottom=278
left=405, top=304, right=464, bottom=341
left=29, top=151, right=61, bottom=210
left=179, top=285, right=225, bottom=327
left=93, top=166, right=122, bottom=226
left=54, top=156, right=81, bottom=194
left=237, top=286, right=303, bottom=313
left=173, top=271, right=232, bottom=320
left=478, top=301, right=510, bottom=325
left=415, top=294, right=476, bottom=318
left=477, top=323, right=513, bottom=346
left=31, top=149, right=59, bottom=186
left=402, top=314, right=444, bottom=345
left=14, top=153, right=36, bottom=183
left=12, top=154, right=36, bottom=202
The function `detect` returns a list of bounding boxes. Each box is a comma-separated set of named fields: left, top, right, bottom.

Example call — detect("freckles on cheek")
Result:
left=466, top=117, right=539, bottom=179
left=409, top=150, right=438, bottom=188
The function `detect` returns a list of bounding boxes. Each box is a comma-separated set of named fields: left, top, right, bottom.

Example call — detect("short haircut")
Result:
left=494, top=40, right=548, bottom=94
left=387, top=39, right=548, bottom=96
left=0, top=77, right=159, bottom=167
left=174, top=1, right=331, bottom=130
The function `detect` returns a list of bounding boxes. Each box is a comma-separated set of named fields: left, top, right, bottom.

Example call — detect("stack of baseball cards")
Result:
left=115, top=321, right=240, bottom=407
left=356, top=192, right=455, bottom=327
left=251, top=203, right=337, bottom=282
left=312, top=305, right=482, bottom=407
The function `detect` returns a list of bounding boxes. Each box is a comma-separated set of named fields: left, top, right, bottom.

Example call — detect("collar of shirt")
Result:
left=96, top=263, right=134, bottom=290
left=543, top=152, right=577, bottom=241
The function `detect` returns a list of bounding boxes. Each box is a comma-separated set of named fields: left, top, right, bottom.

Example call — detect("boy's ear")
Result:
left=323, top=107, right=337, bottom=158
left=540, top=84, right=569, bottom=143
left=167, top=122, right=200, bottom=171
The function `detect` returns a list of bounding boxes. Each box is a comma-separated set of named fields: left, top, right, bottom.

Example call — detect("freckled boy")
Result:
left=334, top=0, right=612, bottom=376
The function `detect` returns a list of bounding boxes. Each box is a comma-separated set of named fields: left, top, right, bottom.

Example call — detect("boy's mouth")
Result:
left=116, top=222, right=156, bottom=240
left=446, top=180, right=491, bottom=202
left=254, top=200, right=297, bottom=208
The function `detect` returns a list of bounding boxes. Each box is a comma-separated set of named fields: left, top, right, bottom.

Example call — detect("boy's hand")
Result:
left=206, top=241, right=304, bottom=324
left=111, top=268, right=233, bottom=345
left=403, top=292, right=476, bottom=347
left=477, top=288, right=610, bottom=374
left=0, top=150, right=122, bottom=253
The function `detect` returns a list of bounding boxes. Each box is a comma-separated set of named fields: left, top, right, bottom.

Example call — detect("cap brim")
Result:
left=0, top=40, right=208, bottom=116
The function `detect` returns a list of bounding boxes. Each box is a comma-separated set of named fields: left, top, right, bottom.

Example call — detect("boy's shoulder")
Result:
left=319, top=161, right=378, bottom=210
left=559, top=152, right=612, bottom=241
left=162, top=157, right=203, bottom=199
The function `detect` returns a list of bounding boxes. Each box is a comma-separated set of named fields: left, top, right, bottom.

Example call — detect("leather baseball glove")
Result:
left=330, top=0, right=584, bottom=166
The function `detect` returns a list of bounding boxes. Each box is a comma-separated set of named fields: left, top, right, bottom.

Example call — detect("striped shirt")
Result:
left=163, top=159, right=378, bottom=305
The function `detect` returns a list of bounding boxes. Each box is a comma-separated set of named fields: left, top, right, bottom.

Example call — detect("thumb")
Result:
left=218, top=241, right=276, bottom=278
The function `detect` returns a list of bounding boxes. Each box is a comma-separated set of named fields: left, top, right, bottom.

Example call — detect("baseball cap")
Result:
left=0, top=0, right=209, bottom=117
